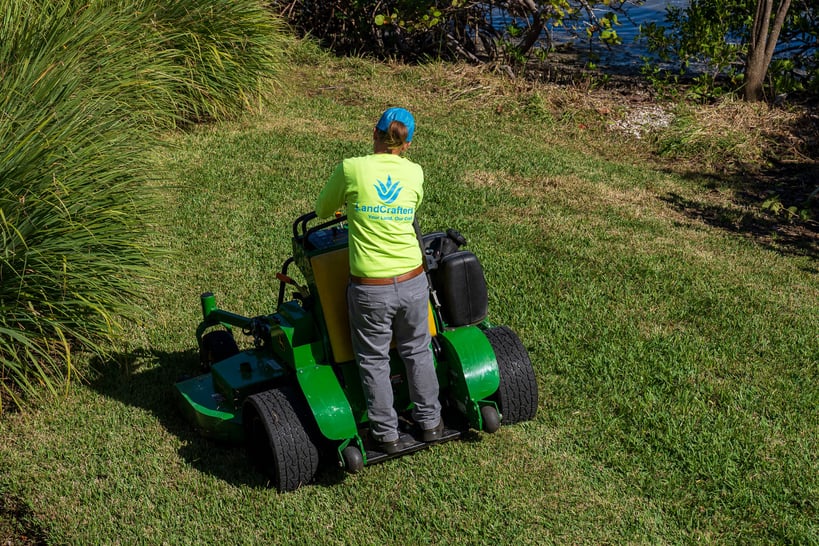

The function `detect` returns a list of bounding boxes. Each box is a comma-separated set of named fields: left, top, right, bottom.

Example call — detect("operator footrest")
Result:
left=363, top=424, right=463, bottom=465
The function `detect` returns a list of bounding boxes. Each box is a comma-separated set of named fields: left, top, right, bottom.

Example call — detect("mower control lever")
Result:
left=276, top=272, right=308, bottom=301
left=244, top=316, right=271, bottom=349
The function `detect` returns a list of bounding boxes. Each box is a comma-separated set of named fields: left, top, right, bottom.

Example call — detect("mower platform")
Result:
left=363, top=422, right=464, bottom=464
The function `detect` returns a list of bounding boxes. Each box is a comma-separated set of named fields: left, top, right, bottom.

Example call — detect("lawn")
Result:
left=1, top=56, right=817, bottom=544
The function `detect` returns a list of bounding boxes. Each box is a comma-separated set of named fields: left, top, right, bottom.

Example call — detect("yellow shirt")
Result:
left=316, top=153, right=424, bottom=278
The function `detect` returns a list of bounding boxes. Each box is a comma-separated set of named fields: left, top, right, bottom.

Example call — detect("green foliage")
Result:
left=124, top=0, right=287, bottom=123
left=761, top=194, right=814, bottom=221
left=374, top=2, right=443, bottom=31
left=0, top=0, right=157, bottom=409
left=0, top=0, right=287, bottom=410
left=641, top=1, right=746, bottom=100
left=641, top=0, right=818, bottom=100
left=590, top=12, right=623, bottom=45
left=640, top=57, right=685, bottom=100
left=271, top=1, right=627, bottom=66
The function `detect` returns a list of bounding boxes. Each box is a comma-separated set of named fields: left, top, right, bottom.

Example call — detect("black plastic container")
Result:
left=433, top=250, right=488, bottom=327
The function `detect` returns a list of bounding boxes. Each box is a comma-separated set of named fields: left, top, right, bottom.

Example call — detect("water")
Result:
left=596, top=0, right=686, bottom=45
left=490, top=0, right=688, bottom=69
left=586, top=0, right=689, bottom=69
left=492, top=1, right=814, bottom=80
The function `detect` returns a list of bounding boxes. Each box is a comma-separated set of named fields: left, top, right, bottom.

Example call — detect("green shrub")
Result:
left=0, top=0, right=158, bottom=408
left=0, top=0, right=288, bottom=410
left=124, top=0, right=288, bottom=123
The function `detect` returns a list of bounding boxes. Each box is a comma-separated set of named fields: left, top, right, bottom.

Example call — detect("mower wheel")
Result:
left=342, top=445, right=364, bottom=473
left=481, top=405, right=501, bottom=433
left=485, top=326, right=538, bottom=425
left=244, top=386, right=321, bottom=492
left=199, top=330, right=239, bottom=372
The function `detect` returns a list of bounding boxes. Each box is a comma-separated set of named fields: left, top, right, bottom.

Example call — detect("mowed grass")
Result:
left=1, top=55, right=817, bottom=544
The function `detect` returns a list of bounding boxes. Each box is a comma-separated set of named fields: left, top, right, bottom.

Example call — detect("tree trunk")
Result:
left=517, top=12, right=545, bottom=58
left=508, top=0, right=546, bottom=59
left=744, top=0, right=792, bottom=101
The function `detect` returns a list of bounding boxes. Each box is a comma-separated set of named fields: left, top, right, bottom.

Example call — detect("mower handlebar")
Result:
left=293, top=211, right=348, bottom=247
left=293, top=211, right=318, bottom=238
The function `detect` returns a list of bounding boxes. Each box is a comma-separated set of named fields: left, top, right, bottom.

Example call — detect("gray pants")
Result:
left=347, top=273, right=441, bottom=442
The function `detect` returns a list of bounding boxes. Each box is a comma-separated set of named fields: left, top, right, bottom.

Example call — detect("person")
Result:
left=315, top=107, right=443, bottom=454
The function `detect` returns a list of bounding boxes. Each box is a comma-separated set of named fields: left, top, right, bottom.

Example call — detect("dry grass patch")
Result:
left=656, top=97, right=812, bottom=170
left=464, top=169, right=561, bottom=198
left=284, top=47, right=814, bottom=176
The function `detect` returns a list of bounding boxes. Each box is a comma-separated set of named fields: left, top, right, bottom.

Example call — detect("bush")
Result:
left=269, top=0, right=493, bottom=62
left=0, top=0, right=287, bottom=410
left=125, top=0, right=288, bottom=123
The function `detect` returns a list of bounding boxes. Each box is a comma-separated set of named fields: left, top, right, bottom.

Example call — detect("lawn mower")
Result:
left=175, top=211, right=538, bottom=491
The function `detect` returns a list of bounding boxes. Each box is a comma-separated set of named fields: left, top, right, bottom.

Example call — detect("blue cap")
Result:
left=376, top=107, right=415, bottom=142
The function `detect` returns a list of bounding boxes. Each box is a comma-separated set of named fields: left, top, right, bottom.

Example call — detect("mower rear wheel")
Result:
left=244, top=386, right=321, bottom=492
left=199, top=330, right=239, bottom=372
left=485, top=326, right=538, bottom=425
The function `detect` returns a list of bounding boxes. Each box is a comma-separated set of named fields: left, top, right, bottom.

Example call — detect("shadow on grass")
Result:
left=89, top=347, right=487, bottom=490
left=88, top=348, right=348, bottom=490
left=661, top=159, right=818, bottom=269
left=0, top=493, right=47, bottom=546
left=659, top=101, right=818, bottom=268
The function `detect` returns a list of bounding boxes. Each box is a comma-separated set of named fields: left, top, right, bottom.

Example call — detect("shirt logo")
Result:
left=375, top=175, right=402, bottom=204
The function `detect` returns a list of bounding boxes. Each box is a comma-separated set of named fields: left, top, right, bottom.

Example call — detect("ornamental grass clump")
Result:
left=57, top=0, right=288, bottom=126
left=0, top=0, right=161, bottom=409
left=133, top=0, right=288, bottom=123
left=0, top=0, right=287, bottom=410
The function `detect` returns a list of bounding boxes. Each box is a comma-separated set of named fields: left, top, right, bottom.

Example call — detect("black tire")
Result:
left=243, top=386, right=321, bottom=492
left=199, top=330, right=239, bottom=371
left=485, top=326, right=538, bottom=425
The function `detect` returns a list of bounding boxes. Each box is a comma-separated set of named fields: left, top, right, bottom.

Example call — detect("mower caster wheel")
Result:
left=199, top=330, right=239, bottom=372
left=481, top=405, right=501, bottom=433
left=342, top=445, right=364, bottom=473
